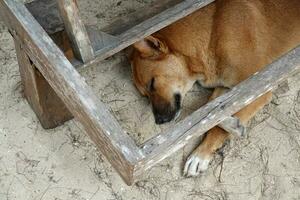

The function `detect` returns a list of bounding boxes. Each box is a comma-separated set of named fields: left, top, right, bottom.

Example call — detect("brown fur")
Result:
left=130, top=0, right=300, bottom=175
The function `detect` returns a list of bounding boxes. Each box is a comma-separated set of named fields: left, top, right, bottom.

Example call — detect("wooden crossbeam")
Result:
left=84, top=0, right=215, bottom=67
left=25, top=0, right=181, bottom=35
left=56, top=0, right=94, bottom=62
left=25, top=0, right=214, bottom=68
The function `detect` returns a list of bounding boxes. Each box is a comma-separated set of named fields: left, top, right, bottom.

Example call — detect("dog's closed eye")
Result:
left=147, top=78, right=155, bottom=92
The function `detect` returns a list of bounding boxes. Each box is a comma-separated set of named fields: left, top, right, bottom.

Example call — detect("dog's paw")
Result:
left=183, top=153, right=211, bottom=177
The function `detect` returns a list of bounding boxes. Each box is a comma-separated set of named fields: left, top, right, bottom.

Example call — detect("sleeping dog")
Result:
left=129, top=0, right=300, bottom=177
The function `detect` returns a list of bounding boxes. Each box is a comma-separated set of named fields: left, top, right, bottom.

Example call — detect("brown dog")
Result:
left=130, top=0, right=300, bottom=177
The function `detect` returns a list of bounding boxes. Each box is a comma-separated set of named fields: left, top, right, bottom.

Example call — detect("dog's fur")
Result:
left=130, top=0, right=300, bottom=176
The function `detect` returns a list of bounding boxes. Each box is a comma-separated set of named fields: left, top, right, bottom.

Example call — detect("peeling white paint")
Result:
left=147, top=160, right=154, bottom=165
left=265, top=84, right=271, bottom=89
left=75, top=31, right=85, bottom=42
left=201, top=119, right=208, bottom=124
left=157, top=136, right=167, bottom=144
left=65, top=4, right=74, bottom=13
left=79, top=94, right=97, bottom=111
left=121, top=145, right=130, bottom=156
left=138, top=150, right=145, bottom=158
left=244, top=96, right=255, bottom=104
left=68, top=81, right=76, bottom=90
left=207, top=113, right=216, bottom=119
left=185, top=135, right=193, bottom=141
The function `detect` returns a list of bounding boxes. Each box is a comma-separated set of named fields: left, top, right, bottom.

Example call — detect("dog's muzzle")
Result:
left=152, top=93, right=181, bottom=124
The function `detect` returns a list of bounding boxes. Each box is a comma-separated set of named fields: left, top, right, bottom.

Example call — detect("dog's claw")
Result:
left=183, top=154, right=211, bottom=177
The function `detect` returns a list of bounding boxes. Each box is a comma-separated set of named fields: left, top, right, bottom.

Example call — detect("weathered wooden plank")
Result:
left=25, top=0, right=181, bottom=35
left=101, top=0, right=182, bottom=35
left=26, top=0, right=119, bottom=63
left=0, top=0, right=144, bottom=184
left=83, top=0, right=215, bottom=68
left=49, top=28, right=118, bottom=66
left=25, top=0, right=214, bottom=68
left=56, top=0, right=94, bottom=63
left=14, top=39, right=73, bottom=129
left=118, top=0, right=214, bottom=41
left=134, top=46, right=300, bottom=177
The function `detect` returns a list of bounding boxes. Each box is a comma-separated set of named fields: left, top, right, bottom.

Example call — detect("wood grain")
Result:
left=14, top=39, right=73, bottom=129
left=0, top=0, right=143, bottom=185
left=83, top=0, right=215, bottom=68
left=25, top=0, right=214, bottom=68
left=56, top=0, right=94, bottom=63
left=25, top=0, right=181, bottom=35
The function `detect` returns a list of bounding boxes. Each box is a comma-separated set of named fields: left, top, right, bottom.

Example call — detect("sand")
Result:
left=0, top=0, right=299, bottom=199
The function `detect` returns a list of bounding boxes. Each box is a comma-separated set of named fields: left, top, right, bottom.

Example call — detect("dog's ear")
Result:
left=133, top=36, right=169, bottom=58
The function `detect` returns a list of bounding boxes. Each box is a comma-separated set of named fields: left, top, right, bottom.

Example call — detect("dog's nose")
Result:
left=155, top=115, right=169, bottom=124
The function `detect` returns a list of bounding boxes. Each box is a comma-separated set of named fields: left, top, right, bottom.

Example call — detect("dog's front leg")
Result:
left=184, top=88, right=272, bottom=177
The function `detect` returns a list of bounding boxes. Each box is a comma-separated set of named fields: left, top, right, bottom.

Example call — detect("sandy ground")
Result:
left=1, top=0, right=300, bottom=199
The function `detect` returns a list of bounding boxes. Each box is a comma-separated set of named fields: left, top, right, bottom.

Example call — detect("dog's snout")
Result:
left=151, top=93, right=182, bottom=124
left=152, top=103, right=175, bottom=124
left=155, top=115, right=171, bottom=124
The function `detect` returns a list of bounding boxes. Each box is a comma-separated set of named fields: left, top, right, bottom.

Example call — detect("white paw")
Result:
left=183, top=154, right=211, bottom=177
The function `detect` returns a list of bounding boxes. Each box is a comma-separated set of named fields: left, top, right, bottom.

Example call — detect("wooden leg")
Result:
left=14, top=39, right=73, bottom=129
left=184, top=88, right=272, bottom=176
left=56, top=0, right=94, bottom=63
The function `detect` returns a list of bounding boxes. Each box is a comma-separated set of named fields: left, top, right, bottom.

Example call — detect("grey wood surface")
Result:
left=25, top=0, right=181, bottom=35
left=83, top=0, right=215, bottom=68
left=25, top=0, right=214, bottom=69
left=56, top=0, right=94, bottom=63
left=101, top=0, right=182, bottom=35
left=0, top=0, right=144, bottom=185
left=14, top=39, right=73, bottom=129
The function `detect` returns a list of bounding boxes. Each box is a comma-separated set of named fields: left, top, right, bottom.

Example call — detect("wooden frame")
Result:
left=0, top=0, right=299, bottom=185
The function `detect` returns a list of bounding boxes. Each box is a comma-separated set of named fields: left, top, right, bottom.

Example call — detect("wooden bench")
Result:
left=0, top=0, right=299, bottom=185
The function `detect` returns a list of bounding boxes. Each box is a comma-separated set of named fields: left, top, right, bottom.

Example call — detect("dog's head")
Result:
left=130, top=36, right=195, bottom=124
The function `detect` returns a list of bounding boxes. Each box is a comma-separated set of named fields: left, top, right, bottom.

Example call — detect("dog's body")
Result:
left=130, top=0, right=300, bottom=176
